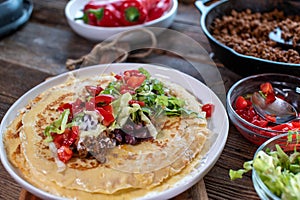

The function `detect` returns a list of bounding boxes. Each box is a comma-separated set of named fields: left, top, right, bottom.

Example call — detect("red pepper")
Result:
left=96, top=107, right=115, bottom=126
left=90, top=94, right=115, bottom=106
left=75, top=1, right=121, bottom=27
left=102, top=104, right=114, bottom=113
left=129, top=100, right=145, bottom=107
left=118, top=0, right=148, bottom=26
left=147, top=0, right=171, bottom=22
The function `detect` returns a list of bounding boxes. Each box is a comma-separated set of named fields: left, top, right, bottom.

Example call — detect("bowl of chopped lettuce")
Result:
left=230, top=132, right=300, bottom=200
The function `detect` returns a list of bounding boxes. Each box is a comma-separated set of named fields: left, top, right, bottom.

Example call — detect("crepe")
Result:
left=4, top=71, right=211, bottom=199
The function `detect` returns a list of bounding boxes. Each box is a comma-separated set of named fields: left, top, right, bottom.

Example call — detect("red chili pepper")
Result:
left=129, top=100, right=145, bottom=107
left=75, top=1, right=121, bottom=27
left=96, top=107, right=115, bottom=126
left=118, top=0, right=149, bottom=26
left=147, top=0, right=171, bottom=22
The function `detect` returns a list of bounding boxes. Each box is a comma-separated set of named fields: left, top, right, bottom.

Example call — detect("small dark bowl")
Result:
left=0, top=0, right=33, bottom=38
left=227, top=73, right=300, bottom=145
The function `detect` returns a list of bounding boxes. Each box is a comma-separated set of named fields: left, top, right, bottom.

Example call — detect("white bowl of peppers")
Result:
left=65, top=0, right=178, bottom=41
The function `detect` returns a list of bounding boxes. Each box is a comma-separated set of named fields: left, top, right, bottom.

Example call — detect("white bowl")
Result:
left=65, top=0, right=178, bottom=41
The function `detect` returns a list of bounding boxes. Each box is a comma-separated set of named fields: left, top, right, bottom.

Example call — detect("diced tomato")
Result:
left=235, top=96, right=248, bottom=110
left=114, top=74, right=122, bottom=80
left=126, top=75, right=146, bottom=88
left=124, top=70, right=142, bottom=76
left=202, top=103, right=214, bottom=118
left=129, top=100, right=145, bottom=107
left=85, top=85, right=103, bottom=96
left=265, top=93, right=276, bottom=104
left=96, top=107, right=115, bottom=126
left=57, top=145, right=73, bottom=163
left=260, top=82, right=274, bottom=94
left=53, top=126, right=79, bottom=148
left=120, top=85, right=135, bottom=94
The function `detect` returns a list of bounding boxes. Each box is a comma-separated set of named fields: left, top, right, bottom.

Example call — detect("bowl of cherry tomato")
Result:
left=65, top=0, right=178, bottom=41
left=226, top=73, right=300, bottom=145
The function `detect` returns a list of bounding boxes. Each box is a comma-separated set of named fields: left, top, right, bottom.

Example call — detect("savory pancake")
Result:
left=4, top=69, right=211, bottom=199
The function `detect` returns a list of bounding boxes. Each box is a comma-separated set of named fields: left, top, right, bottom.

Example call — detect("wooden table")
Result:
left=0, top=1, right=260, bottom=199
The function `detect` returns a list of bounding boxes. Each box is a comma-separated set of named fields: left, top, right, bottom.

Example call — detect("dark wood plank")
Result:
left=0, top=60, right=51, bottom=121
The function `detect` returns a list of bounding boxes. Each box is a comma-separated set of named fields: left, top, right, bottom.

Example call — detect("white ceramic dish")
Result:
left=0, top=63, right=229, bottom=200
left=65, top=0, right=178, bottom=41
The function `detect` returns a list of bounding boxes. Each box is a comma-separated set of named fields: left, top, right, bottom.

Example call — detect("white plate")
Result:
left=0, top=63, right=229, bottom=200
left=65, top=0, right=178, bottom=41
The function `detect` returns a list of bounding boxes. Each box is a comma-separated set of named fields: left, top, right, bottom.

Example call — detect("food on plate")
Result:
left=211, top=9, right=300, bottom=64
left=75, top=0, right=172, bottom=27
left=234, top=82, right=300, bottom=134
left=4, top=67, right=213, bottom=199
left=229, top=132, right=300, bottom=200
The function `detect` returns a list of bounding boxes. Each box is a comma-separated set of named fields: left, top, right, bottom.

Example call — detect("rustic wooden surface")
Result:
left=0, top=0, right=260, bottom=199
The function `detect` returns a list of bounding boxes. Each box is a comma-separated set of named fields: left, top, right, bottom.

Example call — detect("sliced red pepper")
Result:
left=90, top=94, right=115, bottom=105
left=96, top=107, right=115, bottom=126
left=57, top=145, right=73, bottom=163
left=129, top=100, right=145, bottom=107
left=270, top=123, right=293, bottom=131
left=102, top=104, right=113, bottom=113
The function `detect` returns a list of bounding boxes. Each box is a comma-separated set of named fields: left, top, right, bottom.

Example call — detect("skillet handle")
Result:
left=195, top=0, right=226, bottom=14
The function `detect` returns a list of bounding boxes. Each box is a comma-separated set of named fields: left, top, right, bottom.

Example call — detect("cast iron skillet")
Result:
left=195, top=0, right=300, bottom=76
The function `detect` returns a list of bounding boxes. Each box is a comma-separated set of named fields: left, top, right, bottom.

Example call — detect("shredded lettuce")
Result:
left=44, top=109, right=71, bottom=142
left=229, top=138, right=300, bottom=200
